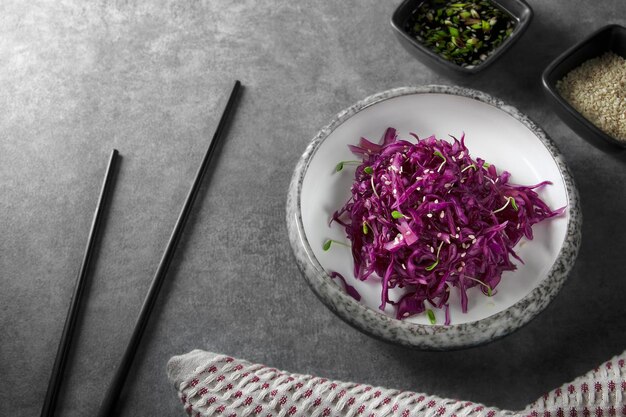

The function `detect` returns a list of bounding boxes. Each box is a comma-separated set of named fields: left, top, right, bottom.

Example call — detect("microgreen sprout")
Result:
left=461, top=163, right=476, bottom=173
left=427, top=309, right=436, bottom=324
left=434, top=150, right=447, bottom=172
left=492, top=196, right=518, bottom=214
left=362, top=222, right=369, bottom=235
left=322, top=239, right=350, bottom=251
left=426, top=241, right=444, bottom=271
left=391, top=210, right=405, bottom=219
left=370, top=175, right=379, bottom=198
left=464, top=275, right=493, bottom=296
left=335, top=160, right=362, bottom=172
left=364, top=166, right=374, bottom=174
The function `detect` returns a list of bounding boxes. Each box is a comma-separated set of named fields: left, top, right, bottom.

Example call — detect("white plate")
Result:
left=287, top=86, right=581, bottom=349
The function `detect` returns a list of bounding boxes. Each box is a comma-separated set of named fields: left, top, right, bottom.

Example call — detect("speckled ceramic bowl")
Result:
left=286, top=86, right=581, bottom=350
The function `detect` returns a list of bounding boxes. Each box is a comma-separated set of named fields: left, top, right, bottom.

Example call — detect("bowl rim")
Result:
left=541, top=24, right=626, bottom=149
left=286, top=85, right=582, bottom=350
left=390, top=0, right=534, bottom=74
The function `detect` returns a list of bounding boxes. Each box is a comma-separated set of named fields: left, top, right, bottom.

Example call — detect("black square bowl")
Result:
left=542, top=24, right=626, bottom=151
left=391, top=0, right=533, bottom=75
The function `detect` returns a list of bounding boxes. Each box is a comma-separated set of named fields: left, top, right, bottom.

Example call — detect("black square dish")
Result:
left=542, top=24, right=626, bottom=151
left=391, top=0, right=533, bottom=75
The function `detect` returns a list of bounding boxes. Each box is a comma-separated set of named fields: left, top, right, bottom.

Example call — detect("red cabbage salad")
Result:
left=326, top=127, right=565, bottom=325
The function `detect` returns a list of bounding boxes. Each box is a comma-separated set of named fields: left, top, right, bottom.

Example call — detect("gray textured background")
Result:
left=1, top=1, right=625, bottom=416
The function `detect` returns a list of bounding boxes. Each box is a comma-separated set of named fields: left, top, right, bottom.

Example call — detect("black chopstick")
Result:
left=40, top=149, right=119, bottom=417
left=96, top=80, right=242, bottom=417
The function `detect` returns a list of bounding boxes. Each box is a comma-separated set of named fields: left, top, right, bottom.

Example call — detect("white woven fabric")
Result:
left=167, top=350, right=626, bottom=417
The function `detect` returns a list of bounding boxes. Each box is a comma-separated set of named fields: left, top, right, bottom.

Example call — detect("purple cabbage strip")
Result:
left=331, top=128, right=565, bottom=323
left=329, top=271, right=361, bottom=301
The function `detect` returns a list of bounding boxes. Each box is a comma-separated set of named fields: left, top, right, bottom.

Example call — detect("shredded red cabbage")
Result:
left=331, top=128, right=564, bottom=324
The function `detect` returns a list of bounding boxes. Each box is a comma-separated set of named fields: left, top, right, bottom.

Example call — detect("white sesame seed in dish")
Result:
left=556, top=51, right=626, bottom=142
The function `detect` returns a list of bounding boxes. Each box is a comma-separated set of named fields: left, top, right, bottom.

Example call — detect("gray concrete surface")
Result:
left=1, top=1, right=625, bottom=416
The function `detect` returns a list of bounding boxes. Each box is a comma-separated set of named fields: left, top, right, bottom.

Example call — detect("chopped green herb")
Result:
left=404, top=0, right=516, bottom=67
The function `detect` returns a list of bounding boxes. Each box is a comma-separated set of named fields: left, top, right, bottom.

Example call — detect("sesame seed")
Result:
left=556, top=51, right=626, bottom=142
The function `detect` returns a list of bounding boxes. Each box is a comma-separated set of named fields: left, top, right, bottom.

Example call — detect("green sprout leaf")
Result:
left=465, top=275, right=493, bottom=296
left=362, top=222, right=369, bottom=235
left=426, top=241, right=444, bottom=271
left=427, top=309, right=436, bottom=324
left=425, top=261, right=438, bottom=271
left=335, top=160, right=362, bottom=172
left=461, top=163, right=476, bottom=173
left=322, top=239, right=350, bottom=251
left=391, top=210, right=405, bottom=219
left=434, top=150, right=447, bottom=172
left=364, top=166, right=374, bottom=175
left=493, top=196, right=518, bottom=214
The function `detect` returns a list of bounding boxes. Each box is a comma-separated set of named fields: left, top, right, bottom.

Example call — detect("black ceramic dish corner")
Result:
left=542, top=24, right=626, bottom=152
left=390, top=0, right=533, bottom=76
